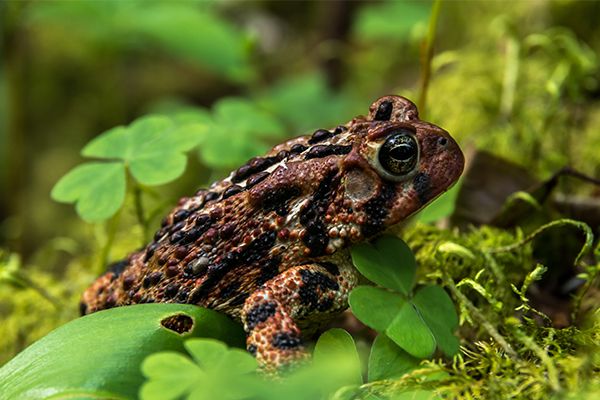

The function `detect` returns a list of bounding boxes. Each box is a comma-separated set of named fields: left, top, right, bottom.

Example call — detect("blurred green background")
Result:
left=1, top=0, right=600, bottom=363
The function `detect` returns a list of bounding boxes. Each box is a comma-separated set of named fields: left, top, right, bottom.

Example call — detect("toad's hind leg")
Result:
left=241, top=263, right=357, bottom=372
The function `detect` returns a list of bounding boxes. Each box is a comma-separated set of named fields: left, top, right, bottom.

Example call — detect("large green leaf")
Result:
left=0, top=304, right=245, bottom=400
left=27, top=1, right=252, bottom=81
left=51, top=161, right=126, bottom=223
left=351, top=235, right=416, bottom=295
left=130, top=3, right=252, bottom=81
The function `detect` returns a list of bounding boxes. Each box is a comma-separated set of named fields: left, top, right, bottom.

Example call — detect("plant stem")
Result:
left=132, top=180, right=149, bottom=245
left=500, top=36, right=520, bottom=118
left=488, top=219, right=593, bottom=265
left=417, top=0, right=442, bottom=118
left=444, top=277, right=518, bottom=359
left=97, top=212, right=120, bottom=274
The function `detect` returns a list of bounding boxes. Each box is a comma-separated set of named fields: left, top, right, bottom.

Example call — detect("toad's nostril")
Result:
left=438, top=137, right=448, bottom=147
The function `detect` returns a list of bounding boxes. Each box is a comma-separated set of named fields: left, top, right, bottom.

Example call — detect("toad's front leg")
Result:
left=241, top=263, right=357, bottom=372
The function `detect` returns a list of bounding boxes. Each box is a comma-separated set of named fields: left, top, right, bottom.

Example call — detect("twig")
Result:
left=417, top=0, right=442, bottom=118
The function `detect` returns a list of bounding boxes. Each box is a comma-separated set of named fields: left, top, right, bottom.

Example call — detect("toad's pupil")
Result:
left=389, top=144, right=413, bottom=161
left=378, top=132, right=418, bottom=176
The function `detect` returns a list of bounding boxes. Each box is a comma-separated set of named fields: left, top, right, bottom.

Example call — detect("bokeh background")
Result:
left=1, top=0, right=600, bottom=365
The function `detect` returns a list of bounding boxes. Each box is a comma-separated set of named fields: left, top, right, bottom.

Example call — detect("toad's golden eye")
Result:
left=377, top=130, right=419, bottom=176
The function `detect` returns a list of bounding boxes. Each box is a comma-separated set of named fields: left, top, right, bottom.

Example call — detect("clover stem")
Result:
left=133, top=181, right=149, bottom=245
left=444, top=277, right=518, bottom=359
left=97, top=211, right=121, bottom=275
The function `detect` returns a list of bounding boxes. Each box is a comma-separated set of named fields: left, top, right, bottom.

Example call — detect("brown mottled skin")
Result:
left=82, top=96, right=464, bottom=371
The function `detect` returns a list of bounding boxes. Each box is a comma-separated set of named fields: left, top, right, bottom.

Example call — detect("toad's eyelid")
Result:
left=368, top=123, right=417, bottom=141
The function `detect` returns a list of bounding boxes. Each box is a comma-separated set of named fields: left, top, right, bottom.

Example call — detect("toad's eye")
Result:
left=377, top=131, right=419, bottom=176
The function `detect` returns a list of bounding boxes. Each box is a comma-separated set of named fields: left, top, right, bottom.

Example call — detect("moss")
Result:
left=0, top=253, right=94, bottom=366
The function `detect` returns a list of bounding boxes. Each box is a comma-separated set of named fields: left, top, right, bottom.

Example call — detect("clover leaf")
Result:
left=349, top=235, right=459, bottom=360
left=51, top=161, right=126, bottom=223
left=52, top=98, right=285, bottom=222
left=52, top=115, right=207, bottom=222
left=368, top=334, right=419, bottom=382
left=260, top=329, right=363, bottom=400
left=351, top=235, right=416, bottom=296
left=140, top=338, right=258, bottom=400
left=313, top=328, right=362, bottom=386
left=82, top=115, right=205, bottom=185
left=256, top=73, right=361, bottom=134
left=347, top=286, right=404, bottom=332
left=198, top=97, right=285, bottom=169
left=411, top=286, right=460, bottom=357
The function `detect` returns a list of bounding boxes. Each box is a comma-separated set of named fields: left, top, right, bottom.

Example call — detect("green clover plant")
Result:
left=196, top=97, right=285, bottom=169
left=141, top=339, right=257, bottom=400
left=350, top=235, right=459, bottom=362
left=140, top=328, right=364, bottom=400
left=51, top=115, right=207, bottom=222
